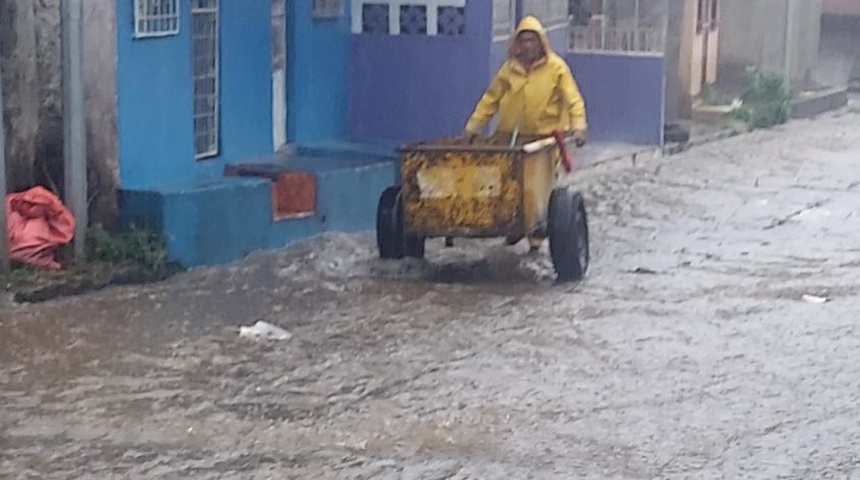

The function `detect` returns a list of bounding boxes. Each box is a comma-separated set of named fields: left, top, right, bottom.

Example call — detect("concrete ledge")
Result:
left=296, top=141, right=399, bottom=161
left=692, top=104, right=737, bottom=124
left=121, top=177, right=273, bottom=268
left=792, top=87, right=849, bottom=119
left=122, top=155, right=399, bottom=268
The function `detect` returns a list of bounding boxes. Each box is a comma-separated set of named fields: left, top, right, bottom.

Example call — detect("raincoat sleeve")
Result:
left=465, top=66, right=508, bottom=134
left=560, top=66, right=588, bottom=131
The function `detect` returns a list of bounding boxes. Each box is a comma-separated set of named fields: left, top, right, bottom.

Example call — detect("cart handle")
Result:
left=522, top=136, right=558, bottom=153
left=522, top=131, right=576, bottom=173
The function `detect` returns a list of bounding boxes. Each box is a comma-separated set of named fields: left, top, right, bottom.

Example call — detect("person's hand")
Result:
left=571, top=129, right=587, bottom=147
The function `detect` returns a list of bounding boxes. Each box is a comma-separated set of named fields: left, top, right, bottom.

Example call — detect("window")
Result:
left=134, top=0, right=180, bottom=38
left=569, top=0, right=666, bottom=54
left=493, top=0, right=516, bottom=36
left=696, top=0, right=718, bottom=33
left=314, top=0, right=343, bottom=19
left=192, top=0, right=220, bottom=159
left=353, top=0, right=467, bottom=36
left=522, top=0, right=569, bottom=27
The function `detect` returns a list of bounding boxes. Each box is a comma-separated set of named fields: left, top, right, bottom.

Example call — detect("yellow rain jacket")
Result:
left=465, top=16, right=588, bottom=137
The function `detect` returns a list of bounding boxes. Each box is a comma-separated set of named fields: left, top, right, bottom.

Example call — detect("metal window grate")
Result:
left=400, top=5, right=428, bottom=35
left=134, top=0, right=180, bottom=38
left=437, top=6, right=466, bottom=36
left=193, top=0, right=220, bottom=159
left=569, top=0, right=667, bottom=54
left=362, top=3, right=390, bottom=33
left=352, top=0, right=467, bottom=36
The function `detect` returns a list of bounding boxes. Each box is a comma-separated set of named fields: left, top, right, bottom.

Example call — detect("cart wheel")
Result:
left=376, top=186, right=425, bottom=260
left=404, top=231, right=426, bottom=259
left=548, top=188, right=590, bottom=282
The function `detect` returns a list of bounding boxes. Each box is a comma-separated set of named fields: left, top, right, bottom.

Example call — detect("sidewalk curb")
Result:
left=573, top=128, right=739, bottom=179
left=574, top=93, right=858, bottom=180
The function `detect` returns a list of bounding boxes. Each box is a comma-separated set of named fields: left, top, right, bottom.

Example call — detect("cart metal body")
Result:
left=399, top=139, right=557, bottom=240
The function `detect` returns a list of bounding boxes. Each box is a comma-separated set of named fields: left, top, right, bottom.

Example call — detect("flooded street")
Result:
left=3, top=109, right=860, bottom=479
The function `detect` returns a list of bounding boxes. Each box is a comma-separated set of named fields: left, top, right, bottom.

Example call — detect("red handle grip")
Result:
left=552, top=130, right=575, bottom=173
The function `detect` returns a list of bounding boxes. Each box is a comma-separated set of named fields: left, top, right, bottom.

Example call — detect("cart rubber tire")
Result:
left=376, top=186, right=425, bottom=260
left=404, top=231, right=425, bottom=259
left=548, top=188, right=590, bottom=282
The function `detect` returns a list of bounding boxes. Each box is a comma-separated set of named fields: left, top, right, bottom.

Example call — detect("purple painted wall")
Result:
left=349, top=2, right=493, bottom=143
left=566, top=53, right=665, bottom=145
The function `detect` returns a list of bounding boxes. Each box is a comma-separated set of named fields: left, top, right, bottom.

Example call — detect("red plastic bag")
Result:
left=5, top=186, right=76, bottom=270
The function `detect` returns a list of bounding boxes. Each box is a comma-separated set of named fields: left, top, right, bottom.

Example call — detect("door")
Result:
left=695, top=0, right=718, bottom=93
left=272, top=0, right=287, bottom=151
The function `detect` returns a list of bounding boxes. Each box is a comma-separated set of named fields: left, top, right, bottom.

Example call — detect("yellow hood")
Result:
left=464, top=15, right=588, bottom=135
left=508, top=15, right=554, bottom=61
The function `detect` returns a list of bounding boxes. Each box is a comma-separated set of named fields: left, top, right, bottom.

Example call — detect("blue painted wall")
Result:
left=566, top=53, right=665, bottom=145
left=116, top=0, right=195, bottom=189
left=122, top=177, right=273, bottom=266
left=204, top=0, right=273, bottom=175
left=287, top=1, right=352, bottom=143
left=349, top=1, right=493, bottom=143
left=122, top=157, right=399, bottom=267
left=116, top=0, right=274, bottom=189
left=268, top=159, right=398, bottom=249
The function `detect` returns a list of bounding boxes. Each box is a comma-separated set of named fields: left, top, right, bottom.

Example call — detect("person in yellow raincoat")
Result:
left=462, top=15, right=588, bottom=145
left=459, top=15, right=588, bottom=251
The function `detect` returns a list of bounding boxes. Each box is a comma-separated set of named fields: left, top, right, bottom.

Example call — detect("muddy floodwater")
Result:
left=3, top=109, right=860, bottom=479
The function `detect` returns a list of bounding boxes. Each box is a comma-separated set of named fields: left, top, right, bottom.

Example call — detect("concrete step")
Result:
left=792, top=87, right=849, bottom=119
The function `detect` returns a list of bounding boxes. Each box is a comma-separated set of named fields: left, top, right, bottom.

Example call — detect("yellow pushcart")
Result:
left=376, top=135, right=589, bottom=282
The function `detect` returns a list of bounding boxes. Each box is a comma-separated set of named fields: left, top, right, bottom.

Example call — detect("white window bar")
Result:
left=351, top=0, right=466, bottom=35
left=134, top=0, right=180, bottom=38
left=192, top=0, right=220, bottom=159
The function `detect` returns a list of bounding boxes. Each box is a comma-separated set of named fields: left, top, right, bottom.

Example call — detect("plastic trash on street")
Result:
left=239, top=320, right=292, bottom=341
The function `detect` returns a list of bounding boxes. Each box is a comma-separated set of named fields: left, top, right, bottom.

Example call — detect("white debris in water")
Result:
left=801, top=294, right=829, bottom=304
left=238, top=320, right=292, bottom=341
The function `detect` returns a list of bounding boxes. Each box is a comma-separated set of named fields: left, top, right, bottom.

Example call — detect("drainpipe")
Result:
left=0, top=33, right=8, bottom=274
left=784, top=0, right=795, bottom=88
left=62, top=0, right=88, bottom=261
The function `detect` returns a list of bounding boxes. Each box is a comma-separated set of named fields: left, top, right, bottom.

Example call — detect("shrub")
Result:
left=86, top=225, right=167, bottom=273
left=732, top=67, right=792, bottom=130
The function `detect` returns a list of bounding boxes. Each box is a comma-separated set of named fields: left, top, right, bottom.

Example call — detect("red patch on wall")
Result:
left=224, top=165, right=316, bottom=220
left=271, top=172, right=316, bottom=220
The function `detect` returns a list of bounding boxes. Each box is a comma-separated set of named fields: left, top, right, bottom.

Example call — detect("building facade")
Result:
left=2, top=0, right=670, bottom=267
left=718, top=0, right=822, bottom=89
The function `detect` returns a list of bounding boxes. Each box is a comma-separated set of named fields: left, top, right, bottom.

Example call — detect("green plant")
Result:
left=732, top=67, right=792, bottom=130
left=86, top=225, right=167, bottom=273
